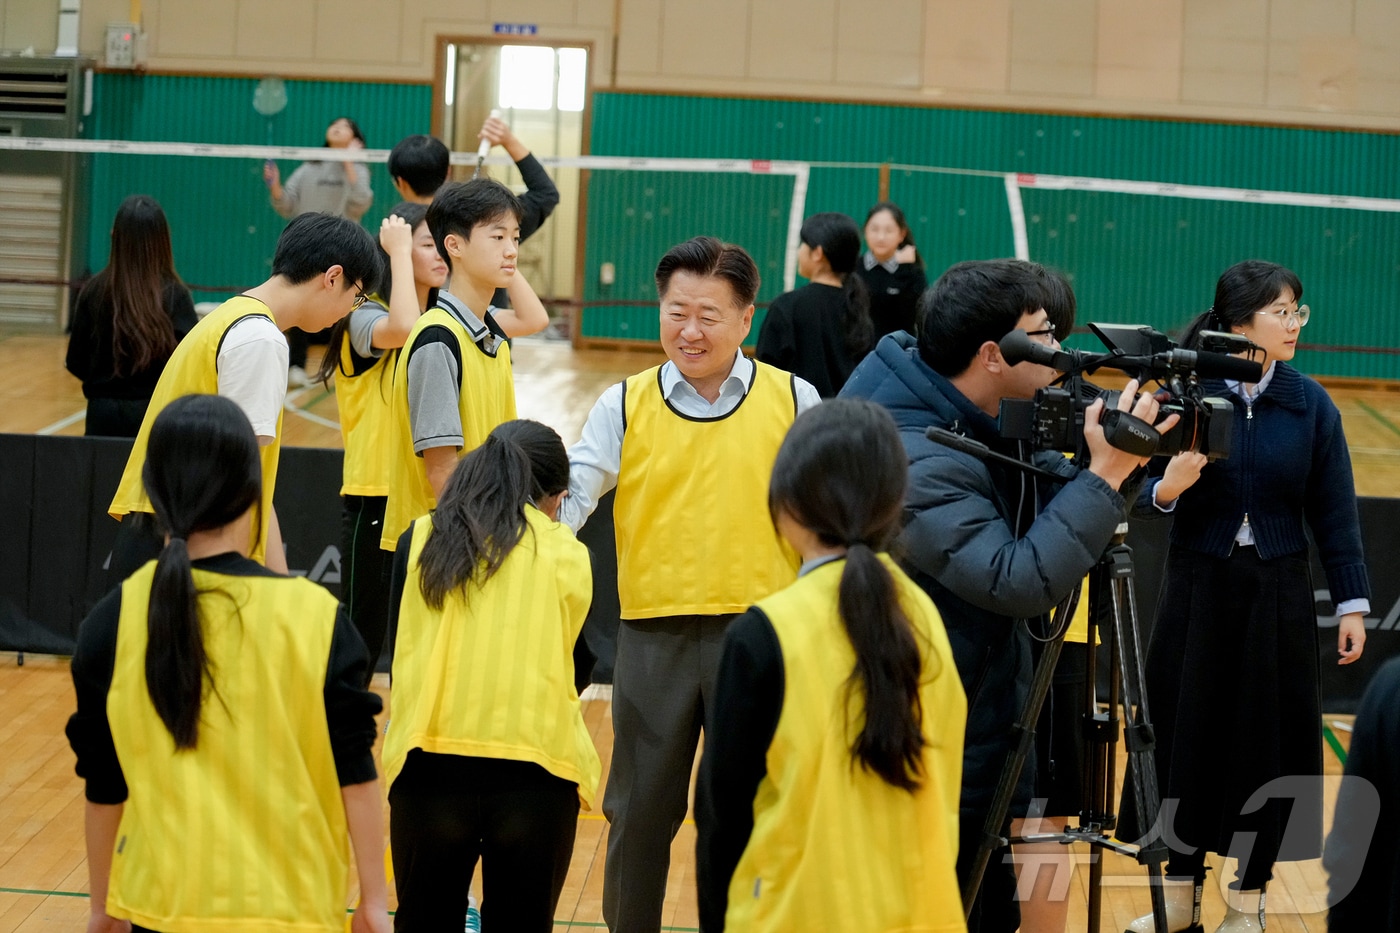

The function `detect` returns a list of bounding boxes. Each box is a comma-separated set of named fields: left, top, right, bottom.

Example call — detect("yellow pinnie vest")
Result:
left=385, top=509, right=601, bottom=805
left=726, top=557, right=968, bottom=933
left=380, top=301, right=515, bottom=551
left=104, top=561, right=348, bottom=933
left=613, top=360, right=798, bottom=619
left=333, top=316, right=398, bottom=496
left=108, top=297, right=283, bottom=565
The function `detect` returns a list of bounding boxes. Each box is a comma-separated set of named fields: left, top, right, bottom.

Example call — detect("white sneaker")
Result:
left=1124, top=876, right=1204, bottom=932
left=287, top=365, right=312, bottom=388
left=1213, top=888, right=1265, bottom=932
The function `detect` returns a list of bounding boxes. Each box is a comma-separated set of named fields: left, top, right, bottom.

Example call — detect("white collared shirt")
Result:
left=558, top=350, right=821, bottom=533
left=862, top=252, right=901, bottom=274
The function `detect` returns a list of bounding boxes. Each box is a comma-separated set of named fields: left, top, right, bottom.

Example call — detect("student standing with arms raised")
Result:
left=560, top=236, right=821, bottom=933
left=314, top=205, right=446, bottom=678
left=379, top=178, right=550, bottom=553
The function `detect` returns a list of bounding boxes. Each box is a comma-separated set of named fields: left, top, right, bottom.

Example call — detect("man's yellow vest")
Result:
left=108, top=297, right=283, bottom=564
left=725, top=557, right=968, bottom=932
left=613, top=361, right=798, bottom=618
left=105, top=561, right=349, bottom=933
left=385, top=509, right=601, bottom=805
left=380, top=305, right=515, bottom=551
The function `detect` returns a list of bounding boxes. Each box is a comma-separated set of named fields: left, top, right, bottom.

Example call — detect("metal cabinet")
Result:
left=0, top=57, right=91, bottom=331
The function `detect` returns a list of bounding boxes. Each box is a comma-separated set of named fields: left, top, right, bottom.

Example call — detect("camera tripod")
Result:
left=925, top=428, right=1170, bottom=933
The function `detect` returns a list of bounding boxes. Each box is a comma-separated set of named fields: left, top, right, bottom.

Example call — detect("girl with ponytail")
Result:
left=695, top=398, right=968, bottom=933
left=756, top=211, right=874, bottom=397
left=383, top=419, right=600, bottom=931
left=66, top=394, right=388, bottom=933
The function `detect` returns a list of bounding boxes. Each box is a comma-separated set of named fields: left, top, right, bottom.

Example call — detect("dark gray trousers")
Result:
left=602, top=614, right=734, bottom=933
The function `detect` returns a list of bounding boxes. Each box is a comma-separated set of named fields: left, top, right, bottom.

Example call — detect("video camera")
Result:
left=997, top=323, right=1263, bottom=461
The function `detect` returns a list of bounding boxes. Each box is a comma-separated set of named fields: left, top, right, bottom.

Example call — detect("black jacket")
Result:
left=840, top=332, right=1127, bottom=816
left=1325, top=657, right=1400, bottom=932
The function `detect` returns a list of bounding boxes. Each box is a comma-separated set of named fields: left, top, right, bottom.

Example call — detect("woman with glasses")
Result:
left=1120, top=260, right=1369, bottom=933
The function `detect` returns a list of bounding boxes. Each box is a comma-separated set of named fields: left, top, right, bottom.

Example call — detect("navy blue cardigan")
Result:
left=1137, top=362, right=1370, bottom=605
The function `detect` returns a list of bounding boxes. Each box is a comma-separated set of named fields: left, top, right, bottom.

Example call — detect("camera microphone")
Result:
left=1170, top=350, right=1264, bottom=384
left=998, top=330, right=1091, bottom=371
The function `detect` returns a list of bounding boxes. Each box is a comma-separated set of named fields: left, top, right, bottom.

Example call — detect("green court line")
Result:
left=0, top=888, right=697, bottom=930
left=302, top=387, right=333, bottom=409
left=1323, top=721, right=1348, bottom=766
left=1356, top=399, right=1400, bottom=441
left=0, top=886, right=88, bottom=898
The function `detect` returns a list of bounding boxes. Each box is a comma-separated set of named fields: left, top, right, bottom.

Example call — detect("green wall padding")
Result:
left=78, top=80, right=1400, bottom=378
left=84, top=74, right=433, bottom=302
left=583, top=92, right=1400, bottom=379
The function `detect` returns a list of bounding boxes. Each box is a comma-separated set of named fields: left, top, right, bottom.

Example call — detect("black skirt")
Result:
left=1119, top=545, right=1323, bottom=865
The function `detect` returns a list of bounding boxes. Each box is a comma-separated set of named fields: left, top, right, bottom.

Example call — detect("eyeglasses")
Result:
left=1254, top=304, right=1310, bottom=327
left=351, top=291, right=367, bottom=311
left=1024, top=327, right=1060, bottom=344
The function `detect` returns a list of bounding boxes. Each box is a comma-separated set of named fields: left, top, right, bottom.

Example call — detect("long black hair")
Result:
left=801, top=212, right=873, bottom=356
left=84, top=195, right=183, bottom=378
left=1180, top=259, right=1303, bottom=350
left=316, top=201, right=433, bottom=387
left=418, top=420, right=569, bottom=610
left=142, top=394, right=263, bottom=749
left=768, top=398, right=930, bottom=791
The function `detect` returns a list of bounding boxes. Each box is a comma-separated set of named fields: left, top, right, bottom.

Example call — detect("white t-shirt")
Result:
left=215, top=316, right=288, bottom=441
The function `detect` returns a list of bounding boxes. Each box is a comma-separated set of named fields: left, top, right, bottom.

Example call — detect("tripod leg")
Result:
left=962, top=588, right=1080, bottom=920
left=1105, top=546, right=1172, bottom=933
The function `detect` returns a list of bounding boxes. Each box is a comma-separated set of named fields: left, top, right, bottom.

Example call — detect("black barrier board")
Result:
left=0, top=430, right=1392, bottom=710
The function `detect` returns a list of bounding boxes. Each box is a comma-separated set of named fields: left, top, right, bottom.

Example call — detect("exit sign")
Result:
left=493, top=23, right=538, bottom=36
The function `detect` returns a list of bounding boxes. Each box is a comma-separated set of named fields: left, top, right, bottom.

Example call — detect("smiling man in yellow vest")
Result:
left=107, top=213, right=380, bottom=579
left=559, top=236, right=820, bottom=933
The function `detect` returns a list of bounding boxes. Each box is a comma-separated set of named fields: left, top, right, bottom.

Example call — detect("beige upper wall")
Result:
left=5, top=0, right=1400, bottom=131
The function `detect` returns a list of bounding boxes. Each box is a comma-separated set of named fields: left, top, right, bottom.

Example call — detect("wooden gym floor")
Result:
left=2, top=330, right=1397, bottom=931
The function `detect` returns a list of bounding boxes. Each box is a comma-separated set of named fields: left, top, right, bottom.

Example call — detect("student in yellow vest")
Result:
left=67, top=395, right=389, bottom=933
left=559, top=236, right=821, bottom=933
left=383, top=419, right=598, bottom=932
left=313, top=203, right=446, bottom=681
left=107, top=212, right=380, bottom=579
left=695, top=398, right=967, bottom=933
left=379, top=178, right=549, bottom=553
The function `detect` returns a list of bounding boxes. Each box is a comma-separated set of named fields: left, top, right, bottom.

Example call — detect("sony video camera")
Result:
left=996, top=323, right=1263, bottom=461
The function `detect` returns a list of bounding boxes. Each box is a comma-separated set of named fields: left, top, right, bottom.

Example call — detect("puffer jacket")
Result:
left=840, top=331, right=1127, bottom=816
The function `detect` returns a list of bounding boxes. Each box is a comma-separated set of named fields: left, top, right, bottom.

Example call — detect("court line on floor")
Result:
left=284, top=396, right=340, bottom=431
left=36, top=409, right=87, bottom=435
left=1355, top=399, right=1400, bottom=440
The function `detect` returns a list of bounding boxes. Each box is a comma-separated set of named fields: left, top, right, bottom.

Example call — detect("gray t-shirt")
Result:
left=405, top=292, right=503, bottom=455
left=271, top=159, right=373, bottom=221
left=348, top=302, right=388, bottom=359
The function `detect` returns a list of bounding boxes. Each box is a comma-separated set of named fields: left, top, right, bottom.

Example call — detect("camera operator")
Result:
left=1118, top=260, right=1369, bottom=933
left=840, top=259, right=1167, bottom=933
